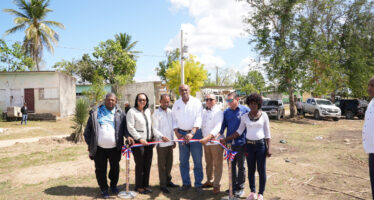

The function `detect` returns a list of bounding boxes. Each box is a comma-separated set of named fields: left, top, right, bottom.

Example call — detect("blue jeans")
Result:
left=245, top=141, right=267, bottom=195
left=178, top=129, right=203, bottom=187
left=21, top=114, right=28, bottom=125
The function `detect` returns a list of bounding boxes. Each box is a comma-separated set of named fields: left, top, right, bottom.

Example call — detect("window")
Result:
left=39, top=88, right=59, bottom=100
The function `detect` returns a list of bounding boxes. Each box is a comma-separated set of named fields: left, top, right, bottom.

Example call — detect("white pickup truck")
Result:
left=302, top=98, right=341, bottom=121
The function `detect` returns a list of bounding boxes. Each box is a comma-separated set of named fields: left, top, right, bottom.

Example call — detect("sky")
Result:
left=0, top=0, right=260, bottom=82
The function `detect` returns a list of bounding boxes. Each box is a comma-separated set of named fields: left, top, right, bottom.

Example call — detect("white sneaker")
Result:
left=257, top=194, right=264, bottom=200
left=246, top=192, right=257, bottom=200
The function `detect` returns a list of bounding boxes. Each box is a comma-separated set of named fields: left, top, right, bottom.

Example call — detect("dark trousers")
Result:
left=231, top=145, right=246, bottom=191
left=94, top=146, right=121, bottom=191
left=157, top=145, right=173, bottom=187
left=245, top=142, right=267, bottom=195
left=132, top=145, right=153, bottom=190
left=369, top=153, right=374, bottom=199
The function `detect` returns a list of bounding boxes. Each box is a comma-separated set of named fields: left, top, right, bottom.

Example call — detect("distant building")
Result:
left=118, top=81, right=169, bottom=112
left=0, top=71, right=76, bottom=118
left=76, top=84, right=112, bottom=98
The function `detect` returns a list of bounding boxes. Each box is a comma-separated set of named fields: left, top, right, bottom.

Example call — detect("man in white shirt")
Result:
left=152, top=94, right=179, bottom=194
left=200, top=94, right=224, bottom=194
left=363, top=76, right=374, bottom=199
left=172, top=84, right=204, bottom=191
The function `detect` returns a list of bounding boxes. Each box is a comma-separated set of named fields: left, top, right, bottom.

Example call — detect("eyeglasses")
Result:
left=205, top=98, right=215, bottom=102
left=138, top=99, right=147, bottom=102
left=226, top=99, right=234, bottom=103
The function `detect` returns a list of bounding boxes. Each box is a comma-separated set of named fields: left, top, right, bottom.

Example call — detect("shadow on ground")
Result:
left=44, top=185, right=102, bottom=198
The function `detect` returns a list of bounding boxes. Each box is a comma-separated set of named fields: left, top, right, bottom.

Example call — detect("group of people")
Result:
left=84, top=84, right=272, bottom=199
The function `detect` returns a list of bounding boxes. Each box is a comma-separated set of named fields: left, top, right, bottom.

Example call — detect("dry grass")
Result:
left=0, top=117, right=370, bottom=200
left=0, top=117, right=73, bottom=140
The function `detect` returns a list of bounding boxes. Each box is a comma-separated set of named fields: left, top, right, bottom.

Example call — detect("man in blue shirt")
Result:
left=220, top=92, right=250, bottom=198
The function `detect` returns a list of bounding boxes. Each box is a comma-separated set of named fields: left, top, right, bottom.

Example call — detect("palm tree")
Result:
left=3, top=0, right=65, bottom=71
left=114, top=33, right=141, bottom=60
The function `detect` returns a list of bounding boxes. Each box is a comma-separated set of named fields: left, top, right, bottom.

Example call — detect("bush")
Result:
left=71, top=98, right=90, bottom=143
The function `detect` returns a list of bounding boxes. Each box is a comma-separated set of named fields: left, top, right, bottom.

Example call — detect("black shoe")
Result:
left=101, top=190, right=109, bottom=199
left=194, top=186, right=202, bottom=192
left=145, top=188, right=153, bottom=193
left=225, top=189, right=237, bottom=194
left=166, top=182, right=179, bottom=188
left=110, top=186, right=119, bottom=195
left=179, top=185, right=191, bottom=191
left=160, top=187, right=170, bottom=194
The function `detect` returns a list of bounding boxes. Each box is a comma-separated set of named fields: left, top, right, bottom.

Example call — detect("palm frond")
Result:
left=14, top=17, right=31, bottom=25
left=4, top=24, right=26, bottom=36
left=3, top=8, right=28, bottom=18
left=41, top=20, right=65, bottom=29
left=40, top=29, right=54, bottom=53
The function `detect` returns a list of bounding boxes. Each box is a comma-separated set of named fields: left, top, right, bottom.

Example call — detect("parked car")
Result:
left=335, top=99, right=368, bottom=119
left=261, top=100, right=285, bottom=120
left=302, top=98, right=341, bottom=121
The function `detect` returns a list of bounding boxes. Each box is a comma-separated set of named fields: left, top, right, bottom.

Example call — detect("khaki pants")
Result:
left=204, top=144, right=224, bottom=187
left=157, top=146, right=173, bottom=187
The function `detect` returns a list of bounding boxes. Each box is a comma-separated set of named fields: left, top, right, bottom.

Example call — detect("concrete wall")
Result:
left=119, top=82, right=156, bottom=112
left=0, top=72, right=75, bottom=117
left=59, top=73, right=76, bottom=117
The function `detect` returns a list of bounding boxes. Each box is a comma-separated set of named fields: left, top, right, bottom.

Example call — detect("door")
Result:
left=24, top=89, right=35, bottom=113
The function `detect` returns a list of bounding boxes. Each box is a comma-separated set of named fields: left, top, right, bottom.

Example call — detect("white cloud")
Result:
left=134, top=74, right=160, bottom=82
left=166, top=0, right=251, bottom=69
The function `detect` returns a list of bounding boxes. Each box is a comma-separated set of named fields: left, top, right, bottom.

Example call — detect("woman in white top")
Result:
left=221, top=93, right=271, bottom=200
left=126, top=93, right=168, bottom=194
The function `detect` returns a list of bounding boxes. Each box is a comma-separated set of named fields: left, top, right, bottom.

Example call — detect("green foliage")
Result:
left=52, top=59, right=78, bottom=76
left=114, top=33, right=141, bottom=60
left=0, top=39, right=34, bottom=71
left=71, top=99, right=90, bottom=143
left=3, top=0, right=65, bottom=70
left=156, top=48, right=180, bottom=81
left=83, top=72, right=106, bottom=105
left=165, top=55, right=208, bottom=96
left=341, top=0, right=374, bottom=98
left=245, top=0, right=304, bottom=117
left=235, top=71, right=265, bottom=95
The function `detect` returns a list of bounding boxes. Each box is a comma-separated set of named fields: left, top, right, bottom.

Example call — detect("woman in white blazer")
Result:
left=126, top=93, right=167, bottom=194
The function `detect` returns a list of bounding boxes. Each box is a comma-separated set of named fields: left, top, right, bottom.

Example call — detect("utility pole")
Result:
left=216, top=66, right=219, bottom=86
left=181, top=30, right=184, bottom=85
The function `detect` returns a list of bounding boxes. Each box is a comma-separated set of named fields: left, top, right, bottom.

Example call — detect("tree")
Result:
left=244, top=0, right=305, bottom=117
left=82, top=71, right=106, bottom=105
left=3, top=0, right=65, bottom=70
left=165, top=55, right=208, bottom=96
left=114, top=33, right=141, bottom=60
left=235, top=70, right=266, bottom=95
left=341, top=0, right=374, bottom=98
left=93, top=39, right=136, bottom=96
left=156, top=48, right=180, bottom=81
left=52, top=59, right=77, bottom=76
left=0, top=39, right=34, bottom=71
left=298, top=0, right=349, bottom=101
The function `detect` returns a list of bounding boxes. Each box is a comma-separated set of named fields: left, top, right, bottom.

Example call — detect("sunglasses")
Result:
left=226, top=99, right=234, bottom=103
left=138, top=99, right=147, bottom=102
left=205, top=98, right=215, bottom=102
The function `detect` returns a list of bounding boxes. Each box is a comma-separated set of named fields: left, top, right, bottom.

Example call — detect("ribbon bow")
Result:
left=224, top=149, right=237, bottom=161
left=121, top=146, right=132, bottom=160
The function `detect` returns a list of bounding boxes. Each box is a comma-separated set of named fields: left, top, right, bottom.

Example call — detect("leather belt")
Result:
left=246, top=139, right=265, bottom=144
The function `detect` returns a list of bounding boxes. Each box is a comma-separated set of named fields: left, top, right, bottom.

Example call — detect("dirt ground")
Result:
left=0, top=117, right=370, bottom=200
